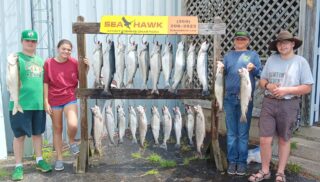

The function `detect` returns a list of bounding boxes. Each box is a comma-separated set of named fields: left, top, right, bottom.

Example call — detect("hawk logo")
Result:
left=122, top=17, right=134, bottom=29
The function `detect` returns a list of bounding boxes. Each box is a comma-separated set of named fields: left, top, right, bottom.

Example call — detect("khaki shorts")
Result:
left=259, top=97, right=300, bottom=141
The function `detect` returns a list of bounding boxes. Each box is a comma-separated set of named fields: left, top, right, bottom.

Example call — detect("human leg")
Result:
left=63, top=102, right=78, bottom=144
left=224, top=96, right=240, bottom=174
left=237, top=101, right=253, bottom=175
left=51, top=109, right=64, bottom=160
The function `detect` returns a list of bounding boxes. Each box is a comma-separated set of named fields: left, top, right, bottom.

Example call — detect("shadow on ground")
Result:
left=0, top=129, right=317, bottom=182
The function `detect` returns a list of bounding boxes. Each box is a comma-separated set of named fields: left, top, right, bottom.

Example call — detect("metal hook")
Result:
left=117, top=34, right=121, bottom=44
left=153, top=35, right=156, bottom=44
left=94, top=34, right=98, bottom=44
left=129, top=35, right=133, bottom=44
left=165, top=35, right=169, bottom=44
left=105, top=34, right=110, bottom=42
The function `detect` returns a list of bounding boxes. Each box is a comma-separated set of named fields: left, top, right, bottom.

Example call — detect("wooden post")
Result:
left=210, top=16, right=226, bottom=172
left=76, top=16, right=89, bottom=173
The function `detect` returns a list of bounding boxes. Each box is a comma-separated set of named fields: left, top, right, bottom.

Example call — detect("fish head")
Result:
left=193, top=105, right=201, bottom=113
left=7, top=54, right=18, bottom=65
left=106, top=105, right=113, bottom=114
left=178, top=41, right=185, bottom=50
left=162, top=105, right=168, bottom=114
left=166, top=42, right=173, bottom=52
left=118, top=42, right=126, bottom=52
left=188, top=43, right=196, bottom=52
left=216, top=61, right=224, bottom=73
left=200, top=41, right=209, bottom=51
left=238, top=67, right=249, bottom=77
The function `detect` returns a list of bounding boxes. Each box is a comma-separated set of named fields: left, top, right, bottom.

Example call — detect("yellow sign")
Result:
left=100, top=16, right=198, bottom=35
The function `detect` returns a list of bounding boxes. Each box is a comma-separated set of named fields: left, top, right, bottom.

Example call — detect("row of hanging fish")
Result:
left=91, top=104, right=207, bottom=157
left=213, top=61, right=252, bottom=122
left=91, top=39, right=210, bottom=96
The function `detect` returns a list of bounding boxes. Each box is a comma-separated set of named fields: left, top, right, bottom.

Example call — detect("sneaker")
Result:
left=227, top=163, right=236, bottom=175
left=236, top=164, right=247, bottom=176
left=11, top=166, right=23, bottom=181
left=54, top=160, right=64, bottom=171
left=36, top=160, right=52, bottom=172
left=69, top=143, right=80, bottom=155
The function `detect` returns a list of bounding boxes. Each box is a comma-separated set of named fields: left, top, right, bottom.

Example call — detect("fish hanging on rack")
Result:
left=194, top=105, right=206, bottom=158
left=169, top=41, right=186, bottom=94
left=185, top=105, right=195, bottom=146
left=162, top=42, right=173, bottom=89
left=128, top=106, right=138, bottom=144
left=112, top=41, right=126, bottom=88
left=197, top=41, right=210, bottom=96
left=102, top=39, right=116, bottom=94
left=173, top=106, right=182, bottom=149
left=92, top=41, right=103, bottom=88
left=138, top=40, right=150, bottom=90
left=117, top=105, right=126, bottom=144
left=126, top=41, right=138, bottom=88
left=136, top=105, right=148, bottom=148
left=151, top=105, right=160, bottom=146
left=150, top=41, right=162, bottom=94
left=215, top=61, right=224, bottom=111
left=91, top=105, right=104, bottom=156
left=160, top=105, right=172, bottom=150
left=186, top=43, right=196, bottom=88
left=105, top=104, right=116, bottom=146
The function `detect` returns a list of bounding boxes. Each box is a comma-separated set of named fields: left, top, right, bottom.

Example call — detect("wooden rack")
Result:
left=72, top=15, right=226, bottom=173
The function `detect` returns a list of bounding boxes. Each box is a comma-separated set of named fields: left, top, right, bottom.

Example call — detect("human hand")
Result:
left=44, top=102, right=52, bottom=115
left=266, top=83, right=279, bottom=91
left=271, top=87, right=289, bottom=98
left=247, top=63, right=255, bottom=72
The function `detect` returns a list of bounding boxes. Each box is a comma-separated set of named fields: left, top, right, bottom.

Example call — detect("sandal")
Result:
left=275, top=173, right=286, bottom=182
left=248, top=170, right=271, bottom=182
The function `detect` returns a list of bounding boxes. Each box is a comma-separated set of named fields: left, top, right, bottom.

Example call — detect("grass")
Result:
left=131, top=152, right=142, bottom=159
left=147, top=153, right=162, bottom=164
left=0, top=168, right=10, bottom=179
left=62, top=150, right=72, bottom=158
left=33, top=145, right=54, bottom=162
left=142, top=169, right=159, bottom=176
left=180, top=145, right=192, bottom=153
left=287, top=162, right=302, bottom=174
left=183, top=156, right=199, bottom=166
left=159, top=160, right=176, bottom=168
left=290, top=141, right=298, bottom=150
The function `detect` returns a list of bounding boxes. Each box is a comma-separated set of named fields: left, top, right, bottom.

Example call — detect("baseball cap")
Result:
left=234, top=31, right=250, bottom=39
left=21, top=30, right=38, bottom=41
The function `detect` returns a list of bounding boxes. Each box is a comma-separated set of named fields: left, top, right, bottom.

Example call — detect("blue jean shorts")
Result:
left=9, top=110, right=46, bottom=138
left=51, top=100, right=77, bottom=110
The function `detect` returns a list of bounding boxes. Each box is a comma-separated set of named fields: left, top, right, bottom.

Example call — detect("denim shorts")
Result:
left=51, top=100, right=77, bottom=110
left=9, top=110, right=46, bottom=138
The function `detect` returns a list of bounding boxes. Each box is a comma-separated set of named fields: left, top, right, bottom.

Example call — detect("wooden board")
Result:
left=73, top=22, right=226, bottom=35
left=77, top=88, right=212, bottom=100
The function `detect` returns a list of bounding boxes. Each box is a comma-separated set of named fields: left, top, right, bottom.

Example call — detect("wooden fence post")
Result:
left=210, top=16, right=227, bottom=172
left=75, top=16, right=89, bottom=173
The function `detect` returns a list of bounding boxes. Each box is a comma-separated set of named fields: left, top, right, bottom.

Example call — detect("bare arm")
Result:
left=44, top=83, right=52, bottom=115
left=272, top=84, right=312, bottom=97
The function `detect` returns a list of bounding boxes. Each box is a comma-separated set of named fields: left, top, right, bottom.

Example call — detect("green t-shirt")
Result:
left=9, top=52, right=44, bottom=110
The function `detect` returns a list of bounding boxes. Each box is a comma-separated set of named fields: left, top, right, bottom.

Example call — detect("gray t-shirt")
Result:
left=261, top=54, right=314, bottom=99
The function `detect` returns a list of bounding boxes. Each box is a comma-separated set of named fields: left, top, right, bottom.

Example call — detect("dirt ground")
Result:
left=0, top=130, right=318, bottom=182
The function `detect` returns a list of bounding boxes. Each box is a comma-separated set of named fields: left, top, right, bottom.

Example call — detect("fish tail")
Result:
left=240, top=115, right=247, bottom=122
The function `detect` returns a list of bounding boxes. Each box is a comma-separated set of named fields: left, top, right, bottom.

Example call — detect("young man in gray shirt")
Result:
left=248, top=30, right=313, bottom=182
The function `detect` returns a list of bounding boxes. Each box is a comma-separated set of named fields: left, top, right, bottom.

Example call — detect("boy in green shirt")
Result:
left=7, top=30, right=52, bottom=181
